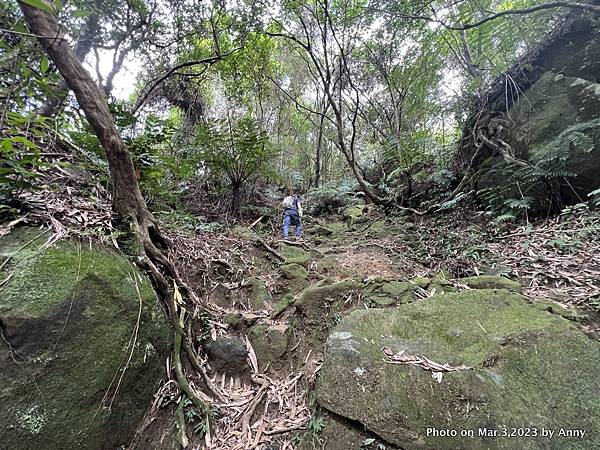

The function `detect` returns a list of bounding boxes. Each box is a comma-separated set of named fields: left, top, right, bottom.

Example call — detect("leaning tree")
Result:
left=17, top=0, right=216, bottom=417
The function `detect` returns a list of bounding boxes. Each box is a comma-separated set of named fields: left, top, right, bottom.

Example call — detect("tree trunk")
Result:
left=331, top=107, right=388, bottom=206
left=18, top=0, right=226, bottom=418
left=37, top=10, right=100, bottom=117
left=314, top=112, right=324, bottom=188
left=19, top=2, right=148, bottom=220
left=231, top=182, right=242, bottom=217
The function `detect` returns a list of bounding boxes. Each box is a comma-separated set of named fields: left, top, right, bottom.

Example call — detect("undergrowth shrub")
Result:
left=305, top=178, right=360, bottom=215
left=476, top=118, right=600, bottom=220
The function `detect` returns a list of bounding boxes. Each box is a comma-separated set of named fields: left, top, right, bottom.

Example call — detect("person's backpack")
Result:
left=282, top=196, right=295, bottom=209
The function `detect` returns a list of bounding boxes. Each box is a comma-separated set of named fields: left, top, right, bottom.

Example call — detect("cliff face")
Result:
left=461, top=6, right=600, bottom=213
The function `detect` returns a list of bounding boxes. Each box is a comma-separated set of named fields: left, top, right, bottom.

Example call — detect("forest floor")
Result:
left=158, top=204, right=600, bottom=448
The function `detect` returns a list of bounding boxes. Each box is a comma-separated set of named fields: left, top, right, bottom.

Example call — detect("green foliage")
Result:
left=307, top=414, right=324, bottom=434
left=0, top=114, right=48, bottom=217
left=181, top=396, right=217, bottom=436
left=306, top=178, right=360, bottom=215
left=588, top=188, right=600, bottom=207
left=154, top=210, right=223, bottom=233
left=435, top=191, right=470, bottom=212
left=197, top=115, right=275, bottom=184
left=532, top=119, right=600, bottom=178
left=19, top=0, right=57, bottom=15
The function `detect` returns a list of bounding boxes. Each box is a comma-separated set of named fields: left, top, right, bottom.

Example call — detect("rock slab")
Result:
left=0, top=228, right=171, bottom=450
left=317, top=289, right=600, bottom=449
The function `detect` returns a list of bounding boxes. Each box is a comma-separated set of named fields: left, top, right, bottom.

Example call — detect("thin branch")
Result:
left=382, top=1, right=600, bottom=30
left=132, top=48, right=241, bottom=114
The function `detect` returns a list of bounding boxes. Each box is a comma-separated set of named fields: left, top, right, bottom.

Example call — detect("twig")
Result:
left=249, top=216, right=265, bottom=229
left=241, top=375, right=269, bottom=438
left=255, top=239, right=285, bottom=261
left=177, top=395, right=190, bottom=448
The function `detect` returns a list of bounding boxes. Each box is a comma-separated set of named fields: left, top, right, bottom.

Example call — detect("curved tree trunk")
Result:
left=37, top=10, right=100, bottom=117
left=18, top=0, right=212, bottom=416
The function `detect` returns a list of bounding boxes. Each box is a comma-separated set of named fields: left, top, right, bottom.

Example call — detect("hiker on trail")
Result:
left=282, top=193, right=303, bottom=240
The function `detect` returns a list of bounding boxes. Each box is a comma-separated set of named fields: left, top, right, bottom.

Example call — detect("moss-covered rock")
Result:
left=381, top=280, right=411, bottom=296
left=245, top=277, right=272, bottom=309
left=317, top=289, right=600, bottom=449
left=459, top=275, right=521, bottom=292
left=280, top=263, right=309, bottom=280
left=224, top=312, right=244, bottom=329
left=368, top=295, right=396, bottom=307
left=531, top=299, right=582, bottom=321
left=342, top=205, right=365, bottom=220
left=468, top=16, right=600, bottom=212
left=313, top=224, right=334, bottom=236
left=0, top=228, right=170, bottom=450
left=249, top=323, right=290, bottom=370
left=204, top=336, right=248, bottom=377
left=280, top=243, right=312, bottom=266
left=342, top=205, right=369, bottom=227
left=273, top=294, right=295, bottom=317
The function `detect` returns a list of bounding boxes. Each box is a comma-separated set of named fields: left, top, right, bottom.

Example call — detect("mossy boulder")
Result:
left=280, top=263, right=309, bottom=280
left=280, top=243, right=312, bottom=266
left=342, top=205, right=368, bottom=226
left=317, top=289, right=600, bottom=449
left=381, top=281, right=414, bottom=302
left=531, top=299, right=582, bottom=321
left=273, top=294, right=295, bottom=317
left=248, top=323, right=290, bottom=370
left=459, top=275, right=521, bottom=292
left=294, top=279, right=365, bottom=345
left=245, top=277, right=272, bottom=309
left=478, top=71, right=600, bottom=209
left=0, top=228, right=171, bottom=450
left=313, top=224, right=334, bottom=236
left=204, top=336, right=248, bottom=377
left=342, top=205, right=365, bottom=220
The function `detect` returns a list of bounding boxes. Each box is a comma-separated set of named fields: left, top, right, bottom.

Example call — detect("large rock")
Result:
left=0, top=228, right=171, bottom=450
left=317, top=289, right=600, bottom=449
left=465, top=13, right=600, bottom=212
left=492, top=72, right=600, bottom=205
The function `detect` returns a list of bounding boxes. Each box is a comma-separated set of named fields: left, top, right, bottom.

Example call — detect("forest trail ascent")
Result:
left=146, top=205, right=600, bottom=449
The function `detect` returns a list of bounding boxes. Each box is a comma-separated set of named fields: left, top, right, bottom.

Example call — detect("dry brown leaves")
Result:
left=206, top=339, right=318, bottom=450
left=382, top=347, right=470, bottom=372
left=488, top=212, right=600, bottom=306
left=8, top=145, right=113, bottom=239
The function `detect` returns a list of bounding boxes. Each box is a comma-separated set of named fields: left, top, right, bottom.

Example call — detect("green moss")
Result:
left=531, top=299, right=582, bottom=321
left=249, top=323, right=289, bottom=369
left=0, top=227, right=170, bottom=450
left=274, top=294, right=295, bottom=316
left=224, top=312, right=243, bottom=328
left=280, top=243, right=312, bottom=266
left=317, top=290, right=600, bottom=449
left=410, top=276, right=430, bottom=288
left=245, top=277, right=272, bottom=309
left=280, top=263, right=309, bottom=280
left=459, top=275, right=521, bottom=292
left=368, top=295, right=395, bottom=307
left=381, top=281, right=415, bottom=303
left=342, top=205, right=365, bottom=220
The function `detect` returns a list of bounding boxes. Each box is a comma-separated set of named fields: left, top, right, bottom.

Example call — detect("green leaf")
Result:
left=19, top=0, right=56, bottom=15
left=72, top=9, right=92, bottom=18
left=40, top=56, right=49, bottom=74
